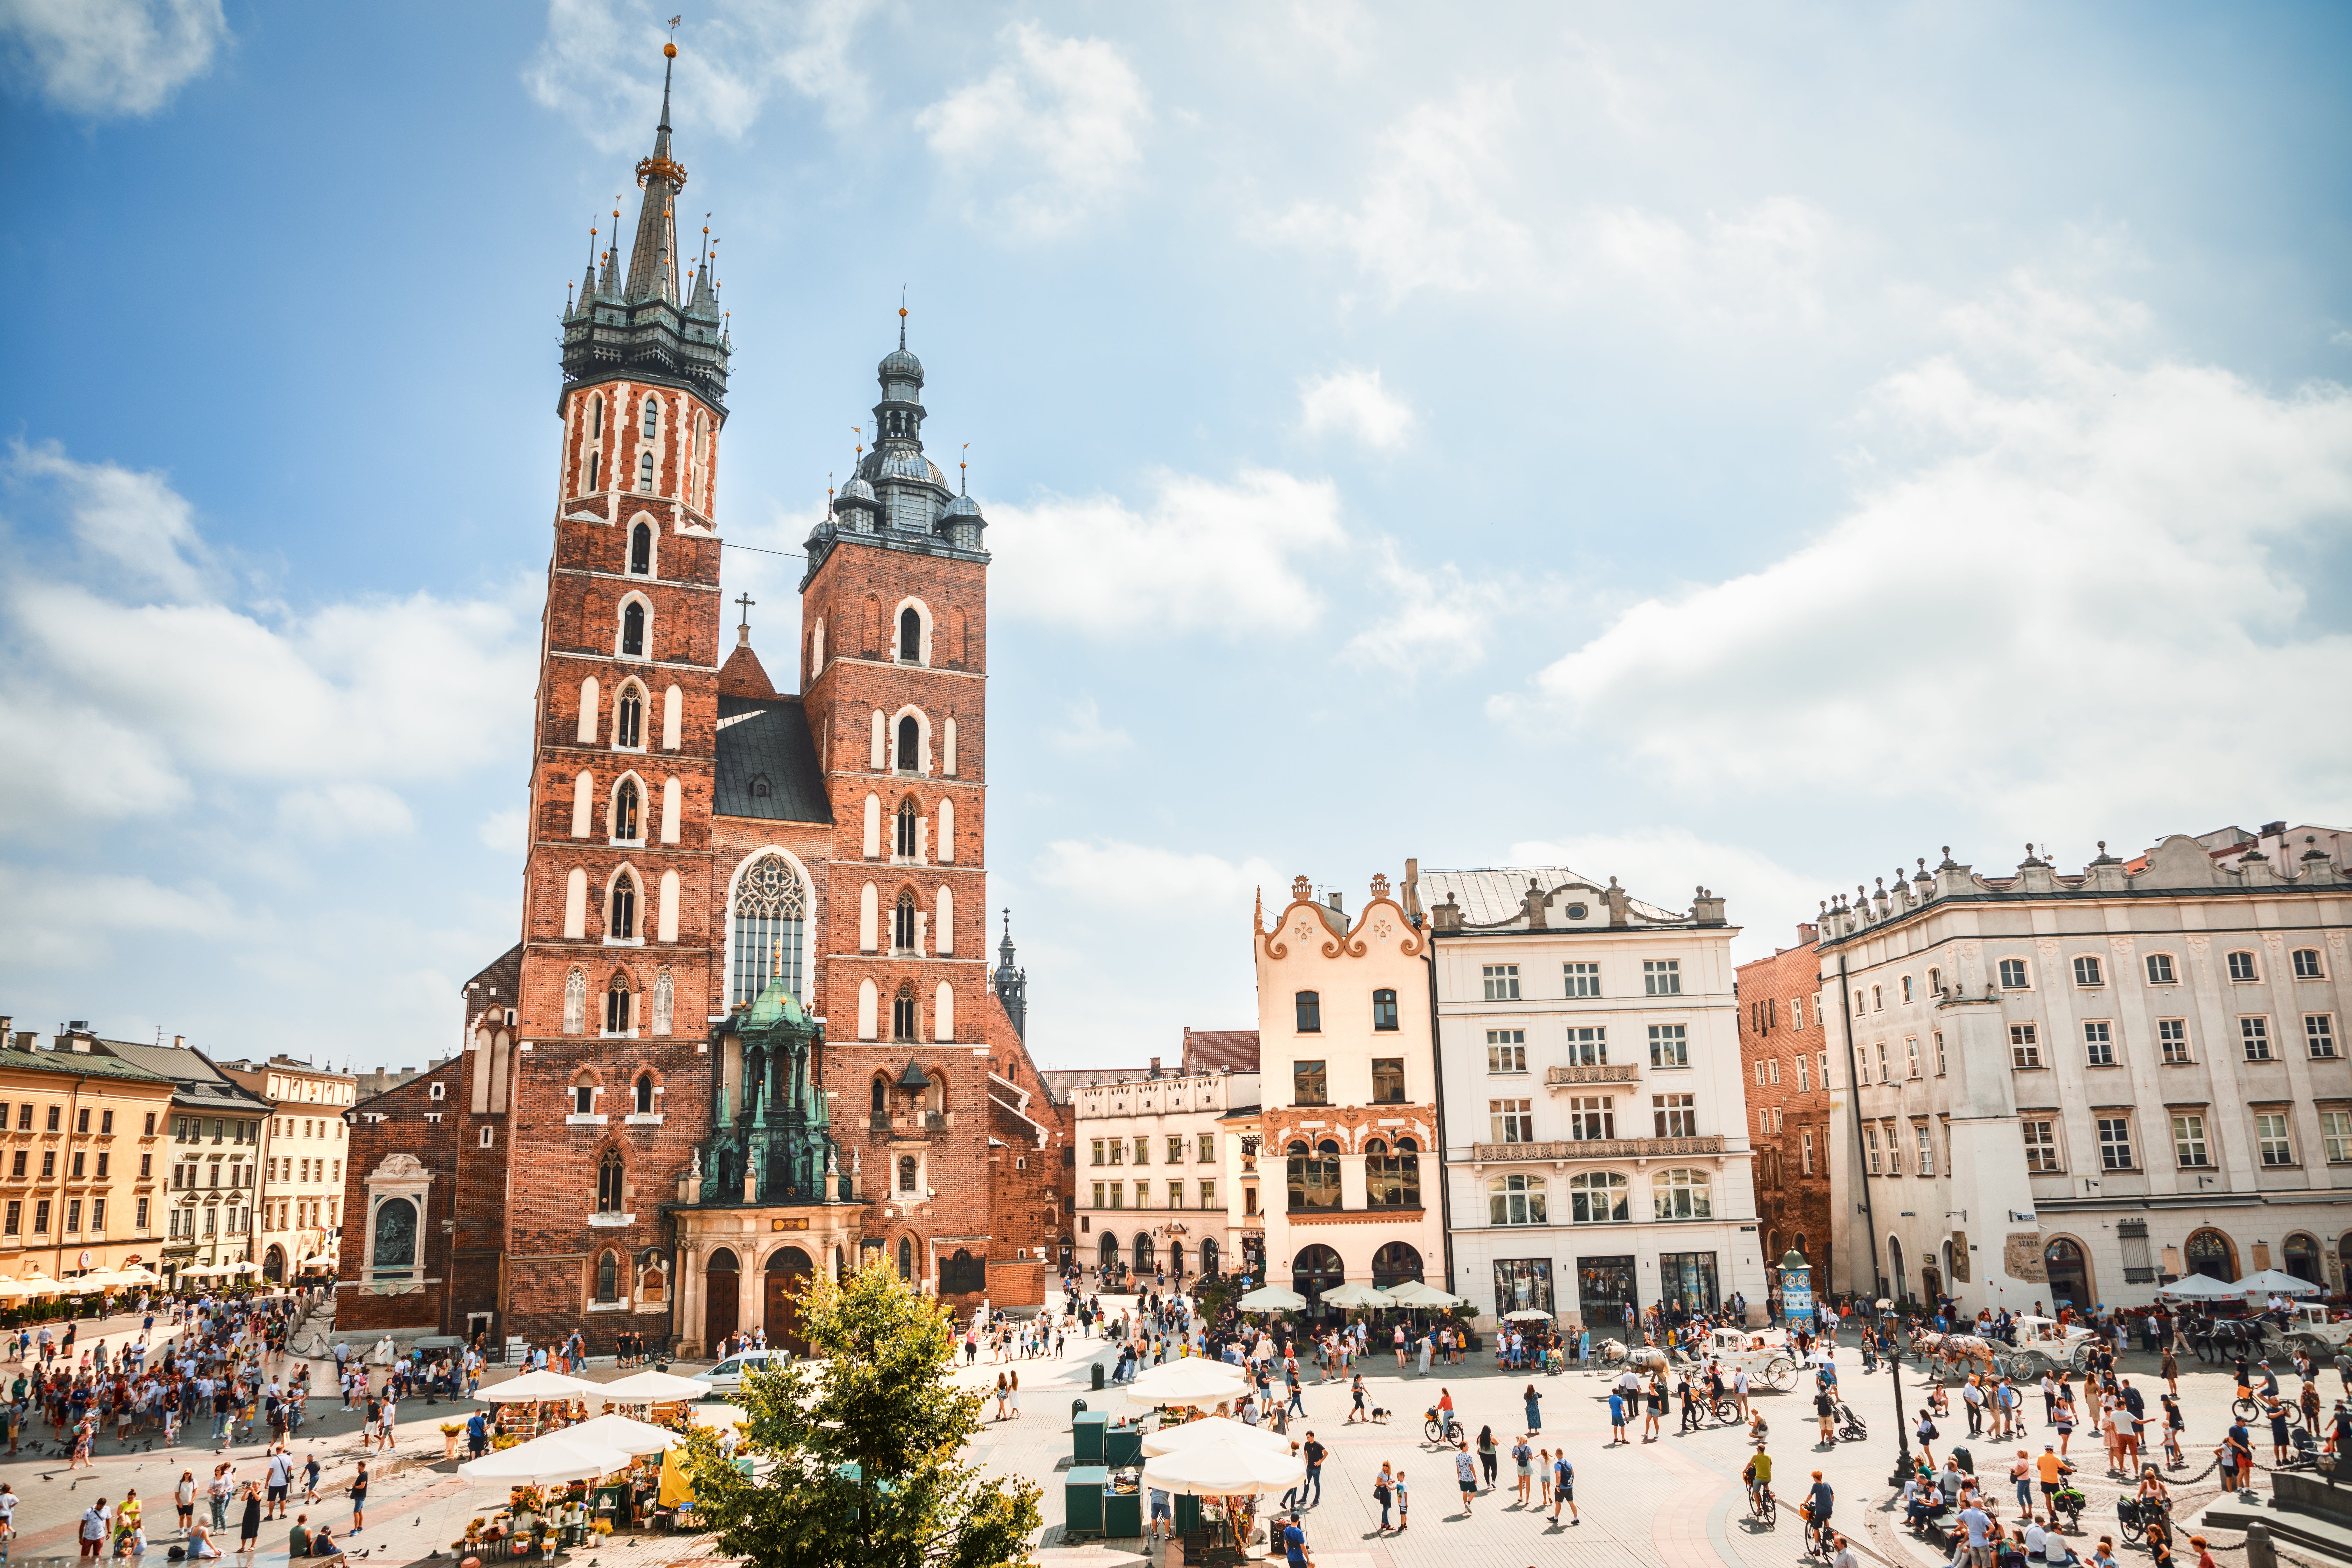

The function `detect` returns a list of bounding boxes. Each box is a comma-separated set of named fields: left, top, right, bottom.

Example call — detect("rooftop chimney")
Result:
left=173, top=1034, right=185, bottom=1050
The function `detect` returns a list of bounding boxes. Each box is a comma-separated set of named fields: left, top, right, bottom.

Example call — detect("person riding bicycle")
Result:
left=1744, top=1448, right=1773, bottom=1514
left=1803, top=1471, right=1833, bottom=1553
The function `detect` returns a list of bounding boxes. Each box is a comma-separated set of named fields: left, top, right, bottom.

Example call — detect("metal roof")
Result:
left=713, top=695, right=831, bottom=824
left=1414, top=866, right=1684, bottom=927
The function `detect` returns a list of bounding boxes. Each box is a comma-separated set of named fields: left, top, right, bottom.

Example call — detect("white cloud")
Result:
left=476, top=806, right=527, bottom=854
left=526, top=0, right=874, bottom=153
left=1036, top=839, right=1280, bottom=922
left=1588, top=196, right=1833, bottom=331
left=1299, top=368, right=1414, bottom=449
left=1492, top=283, right=2352, bottom=830
left=1271, top=86, right=1533, bottom=302
left=10, top=438, right=211, bottom=601
left=988, top=466, right=1346, bottom=638
left=1046, top=697, right=1132, bottom=756
left=0, top=862, right=233, bottom=968
left=275, top=784, right=416, bottom=845
left=0, top=688, right=187, bottom=825
left=1505, top=829, right=1822, bottom=960
left=916, top=22, right=1149, bottom=239
left=0, top=0, right=226, bottom=118
left=1343, top=545, right=1525, bottom=676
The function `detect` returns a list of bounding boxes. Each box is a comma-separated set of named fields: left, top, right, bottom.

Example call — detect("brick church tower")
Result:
left=336, top=46, right=1071, bottom=1356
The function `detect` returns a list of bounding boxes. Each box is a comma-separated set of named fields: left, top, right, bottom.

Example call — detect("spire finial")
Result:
left=898, top=299, right=908, bottom=350
left=660, top=19, right=679, bottom=129
left=960, top=442, right=969, bottom=495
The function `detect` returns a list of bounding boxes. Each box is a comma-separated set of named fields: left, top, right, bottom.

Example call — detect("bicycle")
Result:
left=1748, top=1486, right=1778, bottom=1528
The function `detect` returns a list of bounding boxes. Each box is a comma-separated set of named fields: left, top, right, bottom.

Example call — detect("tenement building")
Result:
left=1073, top=1062, right=1259, bottom=1286
left=0, top=1021, right=175, bottom=1284
left=1816, top=823, right=2352, bottom=1313
left=1253, top=876, right=1446, bottom=1318
left=1417, top=865, right=1765, bottom=1333
left=215, top=1056, right=355, bottom=1286
left=1735, top=924, right=1836, bottom=1310
left=337, top=46, right=1069, bottom=1356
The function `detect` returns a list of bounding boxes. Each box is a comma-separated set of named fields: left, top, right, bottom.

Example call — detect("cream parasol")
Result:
left=479, top=1368, right=602, bottom=1404
left=598, top=1369, right=710, bottom=1403
left=1140, top=1414, right=1294, bottom=1459
left=1122, top=1358, right=1250, bottom=1408
left=457, top=1431, right=632, bottom=1484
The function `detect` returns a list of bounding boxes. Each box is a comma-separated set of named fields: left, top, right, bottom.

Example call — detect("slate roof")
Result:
left=0, top=1045, right=173, bottom=1086
left=714, top=694, right=832, bottom=824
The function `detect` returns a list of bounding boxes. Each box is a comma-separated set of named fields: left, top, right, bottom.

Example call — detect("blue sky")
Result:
left=2, top=0, right=2348, bottom=1072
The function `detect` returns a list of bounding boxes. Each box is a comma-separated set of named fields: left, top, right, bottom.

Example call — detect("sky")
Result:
left=1, top=0, right=2348, bottom=1074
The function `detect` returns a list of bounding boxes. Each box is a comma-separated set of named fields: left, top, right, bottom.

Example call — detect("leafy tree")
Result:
left=681, top=1259, right=1041, bottom=1568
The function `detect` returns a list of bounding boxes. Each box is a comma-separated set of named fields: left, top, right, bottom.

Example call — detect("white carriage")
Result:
left=2000, top=1315, right=2100, bottom=1377
left=1696, top=1325, right=1801, bottom=1392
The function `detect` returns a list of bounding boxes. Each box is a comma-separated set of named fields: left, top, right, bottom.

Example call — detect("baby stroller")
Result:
left=1834, top=1401, right=1868, bottom=1443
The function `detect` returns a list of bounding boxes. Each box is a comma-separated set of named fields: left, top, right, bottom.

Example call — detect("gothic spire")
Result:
left=624, top=42, right=688, bottom=304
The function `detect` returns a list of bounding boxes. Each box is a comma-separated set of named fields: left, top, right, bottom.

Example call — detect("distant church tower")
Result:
left=994, top=911, right=1028, bottom=1041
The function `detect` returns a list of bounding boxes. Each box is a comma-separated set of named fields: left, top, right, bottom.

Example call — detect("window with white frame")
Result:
left=2073, top=955, right=2104, bottom=987
left=2172, top=1114, right=2209, bottom=1167
left=1564, top=1026, right=1606, bottom=1065
left=1488, top=1099, right=1534, bottom=1143
left=2307, top=1015, right=2338, bottom=1059
left=1648, top=1023, right=1688, bottom=1068
left=1484, top=1029, right=1528, bottom=1074
left=2323, top=1110, right=2352, bottom=1164
left=1864, top=1126, right=1881, bottom=1173
left=1819, top=1050, right=1829, bottom=1086
left=1653, top=1093, right=1696, bottom=1138
left=1792, top=996, right=1806, bottom=1029
left=1874, top=1040, right=1889, bottom=1082
left=1488, top=1173, right=1548, bottom=1226
left=1915, top=1123, right=1934, bottom=1174
left=2256, top=1112, right=2295, bottom=1166
left=1901, top=975, right=1914, bottom=1003
left=2097, top=1115, right=2134, bottom=1170
left=1652, top=1168, right=1710, bottom=1219
left=2146, top=953, right=2177, bottom=985
left=1483, top=964, right=1520, bottom=1001
left=2022, top=1118, right=2062, bottom=1173
left=1568, top=1170, right=1629, bottom=1224
left=2009, top=1023, right=2042, bottom=1069
left=1563, top=961, right=1600, bottom=997
left=2241, top=1016, right=2273, bottom=1061
left=1884, top=1121, right=1901, bottom=1172
left=1870, top=984, right=1882, bottom=1013
left=1934, top=1031, right=1947, bottom=1074
left=2083, top=1021, right=2115, bottom=1066
left=1800, top=1128, right=1814, bottom=1173
left=1905, top=1037, right=1920, bottom=1078
left=1568, top=1096, right=1614, bottom=1140
left=1998, top=958, right=2031, bottom=989
left=2291, top=947, right=2325, bottom=980
left=1644, top=960, right=1682, bottom=996
left=2158, top=1019, right=2192, bottom=1064
left=1754, top=1061, right=1765, bottom=1086
left=1796, top=1055, right=1809, bottom=1092
left=2227, top=950, right=2259, bottom=982
left=1768, top=1058, right=1780, bottom=1084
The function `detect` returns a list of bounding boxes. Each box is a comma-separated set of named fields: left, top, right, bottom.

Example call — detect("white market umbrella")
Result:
left=1236, top=1285, right=1305, bottom=1313
left=564, top=1412, right=686, bottom=1454
left=479, top=1368, right=601, bottom=1403
left=1125, top=1359, right=1249, bottom=1407
left=458, top=1432, right=632, bottom=1484
left=2233, top=1270, right=2324, bottom=1297
left=116, top=1266, right=162, bottom=1284
left=75, top=1269, right=130, bottom=1289
left=1503, top=1309, right=1554, bottom=1322
left=2158, top=1275, right=2242, bottom=1300
left=688, top=1402, right=751, bottom=1429
left=1140, top=1415, right=1294, bottom=1460
left=599, top=1369, right=710, bottom=1403
left=1318, top=1283, right=1390, bottom=1309
left=1143, top=1440, right=1305, bottom=1498
left=1383, top=1280, right=1465, bottom=1308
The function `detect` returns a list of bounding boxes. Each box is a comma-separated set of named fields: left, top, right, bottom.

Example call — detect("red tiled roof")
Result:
left=1182, top=1028, right=1259, bottom=1076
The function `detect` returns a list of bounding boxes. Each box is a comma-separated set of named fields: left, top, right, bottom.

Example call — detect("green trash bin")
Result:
left=1073, top=1410, right=1108, bottom=1464
left=1064, top=1466, right=1110, bottom=1538
left=1092, top=1360, right=1106, bottom=1391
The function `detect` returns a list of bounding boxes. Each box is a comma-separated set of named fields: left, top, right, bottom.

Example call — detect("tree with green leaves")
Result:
left=679, top=1258, right=1041, bottom=1568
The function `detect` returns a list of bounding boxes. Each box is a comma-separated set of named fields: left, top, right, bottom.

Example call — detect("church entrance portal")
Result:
left=765, top=1247, right=813, bottom=1354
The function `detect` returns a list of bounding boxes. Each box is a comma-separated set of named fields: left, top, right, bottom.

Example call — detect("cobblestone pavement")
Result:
left=952, top=1309, right=2352, bottom=1568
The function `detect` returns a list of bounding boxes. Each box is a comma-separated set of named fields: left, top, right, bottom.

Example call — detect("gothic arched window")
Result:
left=613, top=780, right=640, bottom=842
left=895, top=800, right=918, bottom=858
left=899, top=607, right=921, bottom=662
left=870, top=1076, right=887, bottom=1118
left=894, top=892, right=916, bottom=952
left=609, top=872, right=637, bottom=940
left=729, top=854, right=806, bottom=1007
left=595, top=1248, right=620, bottom=1302
left=637, top=450, right=654, bottom=491
left=896, top=715, right=919, bottom=772
left=590, top=394, right=604, bottom=439
left=629, top=522, right=652, bottom=576
left=603, top=974, right=631, bottom=1034
left=586, top=450, right=600, bottom=490
left=640, top=397, right=658, bottom=439
left=614, top=686, right=643, bottom=750
left=562, top=968, right=587, bottom=1036
left=634, top=1074, right=654, bottom=1115
left=897, top=1236, right=913, bottom=1280
left=597, top=1149, right=624, bottom=1214
left=897, top=1155, right=917, bottom=1195
left=621, top=600, right=646, bottom=657
left=892, top=985, right=917, bottom=1041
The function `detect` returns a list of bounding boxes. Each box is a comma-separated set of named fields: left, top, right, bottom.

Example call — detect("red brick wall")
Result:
left=1736, top=926, right=1836, bottom=1298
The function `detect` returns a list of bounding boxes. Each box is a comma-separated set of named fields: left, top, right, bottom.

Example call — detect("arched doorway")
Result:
left=2044, top=1237, right=2092, bottom=1310
left=2184, top=1228, right=2235, bottom=1282
left=1133, top=1234, right=1154, bottom=1274
left=1099, top=1232, right=1119, bottom=1272
left=1887, top=1237, right=1907, bottom=1302
left=1168, top=1241, right=1184, bottom=1280
left=1200, top=1238, right=1220, bottom=1278
left=263, top=1245, right=286, bottom=1285
left=1293, top=1244, right=1343, bottom=1316
left=764, top=1247, right=812, bottom=1355
left=2282, top=1233, right=2322, bottom=1287
left=705, top=1248, right=740, bottom=1349
left=1371, top=1241, right=1424, bottom=1290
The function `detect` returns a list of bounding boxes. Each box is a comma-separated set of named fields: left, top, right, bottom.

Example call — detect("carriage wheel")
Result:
left=2068, top=1343, right=2094, bottom=1373
left=1764, top=1357, right=1799, bottom=1393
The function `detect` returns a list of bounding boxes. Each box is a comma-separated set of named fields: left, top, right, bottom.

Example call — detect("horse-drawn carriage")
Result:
left=2000, top=1315, right=2101, bottom=1377
left=1698, top=1325, right=1802, bottom=1392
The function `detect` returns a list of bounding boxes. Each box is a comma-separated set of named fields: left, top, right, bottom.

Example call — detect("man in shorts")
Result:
left=1550, top=1452, right=1577, bottom=1525
left=1148, top=1486, right=1171, bottom=1543
left=2037, top=1445, right=2072, bottom=1525
left=265, top=1451, right=294, bottom=1520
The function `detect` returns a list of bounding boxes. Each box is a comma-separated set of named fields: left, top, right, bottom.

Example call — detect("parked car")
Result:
left=692, top=1350, right=780, bottom=1396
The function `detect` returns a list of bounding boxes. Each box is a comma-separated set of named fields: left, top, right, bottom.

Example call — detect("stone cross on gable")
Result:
left=735, top=592, right=755, bottom=627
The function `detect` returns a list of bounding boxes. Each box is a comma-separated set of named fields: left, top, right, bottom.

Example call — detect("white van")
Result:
left=692, top=1350, right=780, bottom=1396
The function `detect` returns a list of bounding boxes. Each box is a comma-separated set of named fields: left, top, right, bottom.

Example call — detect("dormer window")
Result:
left=629, top=522, right=652, bottom=575
left=748, top=772, right=771, bottom=798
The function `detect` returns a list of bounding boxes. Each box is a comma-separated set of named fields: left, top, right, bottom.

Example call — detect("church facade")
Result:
left=337, top=49, right=1072, bottom=1355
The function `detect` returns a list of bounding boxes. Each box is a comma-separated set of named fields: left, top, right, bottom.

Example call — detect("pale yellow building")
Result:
left=0, top=1021, right=176, bottom=1282
left=219, top=1055, right=357, bottom=1284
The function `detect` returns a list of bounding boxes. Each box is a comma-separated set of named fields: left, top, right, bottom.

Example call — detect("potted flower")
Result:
left=439, top=1422, right=463, bottom=1460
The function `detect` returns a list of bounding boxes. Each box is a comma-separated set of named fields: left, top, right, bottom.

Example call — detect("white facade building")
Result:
left=1073, top=1067, right=1259, bottom=1286
left=1418, top=865, right=1765, bottom=1334
left=1816, top=823, right=2352, bottom=1313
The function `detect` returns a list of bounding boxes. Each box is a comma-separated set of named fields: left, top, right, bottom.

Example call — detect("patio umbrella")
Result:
left=564, top=1412, right=687, bottom=1454
left=599, top=1369, right=710, bottom=1403
left=457, top=1431, right=631, bottom=1484
left=1142, top=1439, right=1305, bottom=1498
left=115, top=1266, right=162, bottom=1284
left=1503, top=1309, right=1553, bottom=1322
left=1382, top=1280, right=1466, bottom=1308
left=1125, top=1358, right=1250, bottom=1408
left=1235, top=1285, right=1305, bottom=1313
left=1317, top=1283, right=1390, bottom=1309
left=688, top=1402, right=751, bottom=1429
left=1140, top=1414, right=1294, bottom=1459
left=479, top=1368, right=601, bottom=1403
left=2232, top=1270, right=2323, bottom=1297
left=2157, top=1275, right=2242, bottom=1300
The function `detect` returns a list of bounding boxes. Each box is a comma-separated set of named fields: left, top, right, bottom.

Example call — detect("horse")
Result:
left=1909, top=1329, right=2001, bottom=1385
left=2184, top=1312, right=2269, bottom=1365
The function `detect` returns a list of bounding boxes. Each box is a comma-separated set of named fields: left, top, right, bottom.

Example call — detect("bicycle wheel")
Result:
left=1760, top=1493, right=1778, bottom=1527
left=1713, top=1396, right=1742, bottom=1424
left=2232, top=1398, right=2259, bottom=1421
left=1422, top=1419, right=1443, bottom=1443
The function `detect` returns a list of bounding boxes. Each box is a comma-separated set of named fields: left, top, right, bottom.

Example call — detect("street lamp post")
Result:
left=1881, top=1298, right=1915, bottom=1487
